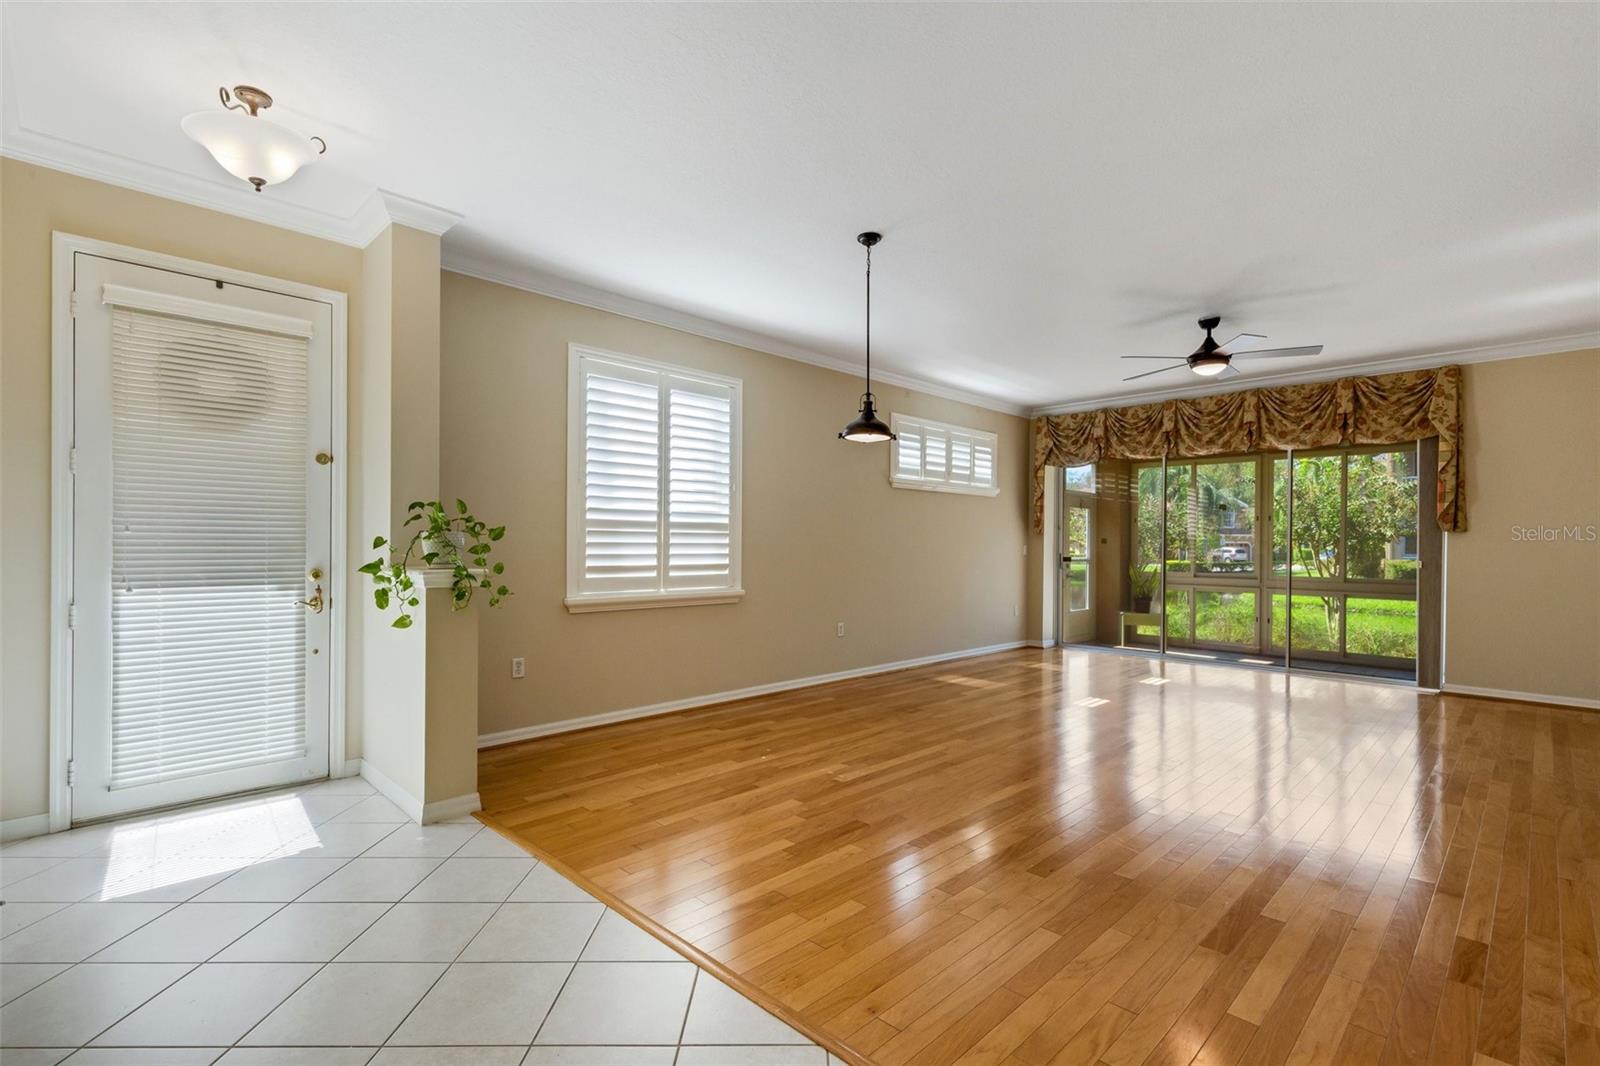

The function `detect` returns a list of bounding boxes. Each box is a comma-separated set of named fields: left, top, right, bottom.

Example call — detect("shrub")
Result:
left=1382, top=559, right=1419, bottom=581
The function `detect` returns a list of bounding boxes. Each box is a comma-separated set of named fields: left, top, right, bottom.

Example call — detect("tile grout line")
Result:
left=672, top=965, right=702, bottom=1065
left=26, top=818, right=500, bottom=1058
left=365, top=824, right=506, bottom=1051
left=228, top=818, right=467, bottom=1055
left=8, top=801, right=807, bottom=1062
left=11, top=801, right=386, bottom=1055
left=526, top=884, right=611, bottom=1054
left=73, top=815, right=410, bottom=1054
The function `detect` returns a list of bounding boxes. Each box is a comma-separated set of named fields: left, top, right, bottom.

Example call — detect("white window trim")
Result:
left=565, top=343, right=744, bottom=613
left=888, top=412, right=1001, bottom=497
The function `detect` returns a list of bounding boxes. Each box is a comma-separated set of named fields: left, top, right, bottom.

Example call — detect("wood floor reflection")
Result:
left=478, top=647, right=1600, bottom=1066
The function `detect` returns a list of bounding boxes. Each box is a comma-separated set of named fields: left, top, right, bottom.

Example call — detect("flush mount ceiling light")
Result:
left=182, top=85, right=327, bottom=192
left=838, top=231, right=896, bottom=443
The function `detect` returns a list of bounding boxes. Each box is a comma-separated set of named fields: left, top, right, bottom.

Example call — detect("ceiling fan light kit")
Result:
left=182, top=85, right=327, bottom=192
left=1120, top=315, right=1324, bottom=383
left=839, top=231, right=896, bottom=443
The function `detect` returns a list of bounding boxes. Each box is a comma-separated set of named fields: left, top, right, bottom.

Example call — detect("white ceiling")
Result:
left=4, top=2, right=1596, bottom=412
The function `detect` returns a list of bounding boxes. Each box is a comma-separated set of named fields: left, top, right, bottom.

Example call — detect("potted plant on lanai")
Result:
left=1129, top=563, right=1159, bottom=613
left=359, top=499, right=512, bottom=628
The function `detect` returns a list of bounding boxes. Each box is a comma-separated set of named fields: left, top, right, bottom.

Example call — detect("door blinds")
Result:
left=107, top=305, right=311, bottom=789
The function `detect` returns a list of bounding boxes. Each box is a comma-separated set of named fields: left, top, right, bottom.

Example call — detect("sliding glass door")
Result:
left=1110, top=445, right=1421, bottom=680
left=1271, top=448, right=1420, bottom=674
left=1161, top=456, right=1263, bottom=653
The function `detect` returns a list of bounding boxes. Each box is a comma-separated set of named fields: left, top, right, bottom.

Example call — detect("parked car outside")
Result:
left=1208, top=544, right=1250, bottom=564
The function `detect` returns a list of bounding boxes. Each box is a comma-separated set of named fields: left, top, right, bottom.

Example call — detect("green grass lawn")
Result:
left=1145, top=590, right=1416, bottom=661
left=1345, top=597, right=1417, bottom=658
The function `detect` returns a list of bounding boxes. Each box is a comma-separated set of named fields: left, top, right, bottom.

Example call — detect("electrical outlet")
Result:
left=1013, top=604, right=1019, bottom=618
left=510, top=657, right=526, bottom=679
left=836, top=622, right=845, bottom=638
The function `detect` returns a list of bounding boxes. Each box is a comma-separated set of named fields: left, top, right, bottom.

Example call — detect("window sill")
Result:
left=888, top=477, right=1000, bottom=498
left=564, top=588, right=746, bottom=614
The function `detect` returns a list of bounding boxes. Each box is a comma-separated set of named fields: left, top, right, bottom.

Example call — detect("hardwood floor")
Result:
left=477, top=648, right=1600, bottom=1066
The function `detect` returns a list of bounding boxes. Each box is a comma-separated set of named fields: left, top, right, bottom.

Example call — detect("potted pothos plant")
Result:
left=359, top=499, right=512, bottom=629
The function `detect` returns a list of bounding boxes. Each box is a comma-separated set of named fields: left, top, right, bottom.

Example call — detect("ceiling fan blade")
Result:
left=1122, top=363, right=1188, bottom=382
left=1120, top=355, right=1188, bottom=360
left=1215, top=364, right=1242, bottom=380
left=1230, top=344, right=1324, bottom=360
left=1218, top=332, right=1267, bottom=353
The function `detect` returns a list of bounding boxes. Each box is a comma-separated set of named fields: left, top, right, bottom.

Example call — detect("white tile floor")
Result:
left=0, top=779, right=847, bottom=1066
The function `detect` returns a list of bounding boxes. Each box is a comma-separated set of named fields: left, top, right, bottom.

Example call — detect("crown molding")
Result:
left=1029, top=331, right=1600, bottom=417
left=352, top=189, right=464, bottom=245
left=441, top=249, right=1030, bottom=417
left=1, top=102, right=460, bottom=248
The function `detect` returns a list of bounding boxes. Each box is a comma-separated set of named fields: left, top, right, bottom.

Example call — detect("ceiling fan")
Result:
left=1121, top=316, right=1324, bottom=382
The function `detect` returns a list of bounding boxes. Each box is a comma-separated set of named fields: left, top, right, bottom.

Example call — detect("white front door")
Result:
left=69, top=253, right=334, bottom=822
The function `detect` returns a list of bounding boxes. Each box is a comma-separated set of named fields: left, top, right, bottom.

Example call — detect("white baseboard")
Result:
left=1443, top=684, right=1600, bottom=711
left=478, top=640, right=1028, bottom=748
left=1, top=813, right=51, bottom=843
left=357, top=759, right=424, bottom=824
left=355, top=760, right=480, bottom=824
left=423, top=792, right=482, bottom=823
left=1026, top=639, right=1056, bottom=649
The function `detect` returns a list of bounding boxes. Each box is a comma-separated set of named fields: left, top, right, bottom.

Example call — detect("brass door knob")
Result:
left=299, top=584, right=325, bottom=613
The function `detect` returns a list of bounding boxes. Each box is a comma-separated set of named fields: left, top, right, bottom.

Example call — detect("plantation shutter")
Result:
left=578, top=358, right=661, bottom=593
left=924, top=429, right=948, bottom=479
left=572, top=348, right=741, bottom=603
left=972, top=435, right=996, bottom=488
left=889, top=414, right=1000, bottom=496
left=107, top=303, right=312, bottom=789
left=949, top=432, right=974, bottom=485
left=666, top=376, right=735, bottom=589
left=894, top=422, right=923, bottom=479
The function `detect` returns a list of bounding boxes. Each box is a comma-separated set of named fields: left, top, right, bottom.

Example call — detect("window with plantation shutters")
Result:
left=567, top=345, right=743, bottom=611
left=889, top=414, right=1000, bottom=497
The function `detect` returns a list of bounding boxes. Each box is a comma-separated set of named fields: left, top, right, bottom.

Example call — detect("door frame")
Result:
left=48, top=232, right=349, bottom=831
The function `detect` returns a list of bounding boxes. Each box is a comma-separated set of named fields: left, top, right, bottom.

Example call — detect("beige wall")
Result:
left=1445, top=348, right=1600, bottom=703
left=5, top=156, right=1592, bottom=828
left=386, top=226, right=444, bottom=541
left=439, top=272, right=1032, bottom=737
left=0, top=158, right=369, bottom=822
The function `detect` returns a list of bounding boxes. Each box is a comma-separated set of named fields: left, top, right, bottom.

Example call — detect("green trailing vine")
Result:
left=359, top=499, right=511, bottom=629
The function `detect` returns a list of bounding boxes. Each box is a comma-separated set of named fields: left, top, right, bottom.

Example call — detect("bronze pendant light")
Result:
left=838, top=231, right=896, bottom=443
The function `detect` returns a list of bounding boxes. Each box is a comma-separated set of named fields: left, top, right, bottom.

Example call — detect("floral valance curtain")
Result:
left=1031, top=364, right=1464, bottom=533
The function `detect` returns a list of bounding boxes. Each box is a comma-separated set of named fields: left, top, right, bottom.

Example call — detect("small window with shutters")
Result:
left=566, top=345, right=743, bottom=612
left=888, top=413, right=1000, bottom=497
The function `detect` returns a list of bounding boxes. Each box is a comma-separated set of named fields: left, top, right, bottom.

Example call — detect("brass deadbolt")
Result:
left=315, top=452, right=333, bottom=466
left=309, top=567, right=324, bottom=580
